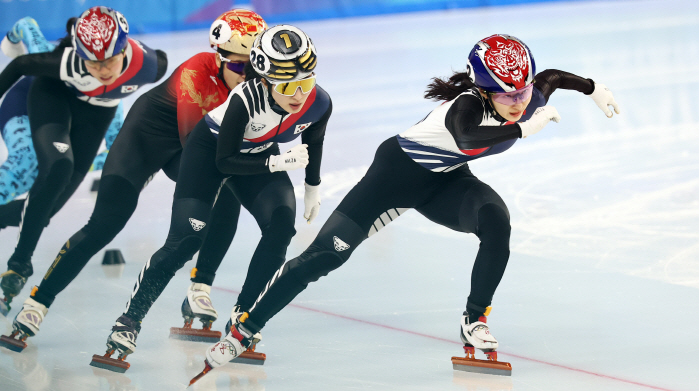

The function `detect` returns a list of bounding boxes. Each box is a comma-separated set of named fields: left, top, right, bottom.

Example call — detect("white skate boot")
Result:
left=452, top=312, right=511, bottom=376
left=0, top=297, right=48, bottom=352
left=460, top=314, right=498, bottom=352
left=182, top=283, right=218, bottom=327
left=90, top=315, right=140, bottom=373
left=188, top=312, right=258, bottom=386
left=170, top=283, right=220, bottom=342
left=222, top=306, right=265, bottom=365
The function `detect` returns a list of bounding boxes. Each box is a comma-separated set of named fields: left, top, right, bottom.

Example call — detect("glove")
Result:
left=589, top=83, right=620, bottom=118
left=303, top=182, right=321, bottom=223
left=268, top=144, right=309, bottom=172
left=518, top=106, right=561, bottom=138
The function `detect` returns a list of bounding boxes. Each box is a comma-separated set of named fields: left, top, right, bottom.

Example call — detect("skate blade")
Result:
left=90, top=354, right=130, bottom=373
left=232, top=351, right=266, bottom=365
left=0, top=300, right=9, bottom=317
left=0, top=335, right=27, bottom=352
left=169, top=327, right=221, bottom=343
left=451, top=356, right=512, bottom=376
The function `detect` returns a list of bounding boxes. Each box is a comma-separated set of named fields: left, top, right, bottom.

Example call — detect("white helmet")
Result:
left=248, top=25, right=317, bottom=82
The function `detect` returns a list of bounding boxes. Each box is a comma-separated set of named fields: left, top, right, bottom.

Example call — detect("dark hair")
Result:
left=424, top=71, right=476, bottom=102
left=243, top=61, right=263, bottom=83
left=53, top=17, right=78, bottom=52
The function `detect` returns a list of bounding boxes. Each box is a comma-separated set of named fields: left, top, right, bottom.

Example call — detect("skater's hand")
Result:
left=518, top=106, right=560, bottom=138
left=589, top=83, right=620, bottom=118
left=268, top=144, right=309, bottom=172
left=303, top=182, right=321, bottom=223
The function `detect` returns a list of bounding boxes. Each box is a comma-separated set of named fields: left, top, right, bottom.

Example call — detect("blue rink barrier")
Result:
left=1, top=0, right=574, bottom=40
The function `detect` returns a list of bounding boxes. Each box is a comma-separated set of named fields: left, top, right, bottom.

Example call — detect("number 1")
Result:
left=280, top=33, right=292, bottom=48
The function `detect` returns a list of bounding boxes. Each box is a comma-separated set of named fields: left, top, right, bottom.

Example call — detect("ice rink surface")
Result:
left=1, top=0, right=699, bottom=390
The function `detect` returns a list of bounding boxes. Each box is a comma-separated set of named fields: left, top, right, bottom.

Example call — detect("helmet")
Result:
left=209, top=9, right=267, bottom=55
left=468, top=34, right=535, bottom=93
left=73, top=6, right=129, bottom=61
left=248, top=25, right=317, bottom=82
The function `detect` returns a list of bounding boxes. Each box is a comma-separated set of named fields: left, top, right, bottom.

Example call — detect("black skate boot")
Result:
left=90, top=315, right=140, bottom=373
left=1, top=270, right=28, bottom=316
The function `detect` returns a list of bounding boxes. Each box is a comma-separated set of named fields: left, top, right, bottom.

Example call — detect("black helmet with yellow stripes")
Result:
left=249, top=25, right=317, bottom=83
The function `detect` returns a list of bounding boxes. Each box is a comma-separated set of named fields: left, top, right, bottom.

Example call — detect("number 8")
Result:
left=250, top=49, right=267, bottom=72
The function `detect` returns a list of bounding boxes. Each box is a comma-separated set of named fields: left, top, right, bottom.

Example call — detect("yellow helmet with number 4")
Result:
left=209, top=9, right=267, bottom=55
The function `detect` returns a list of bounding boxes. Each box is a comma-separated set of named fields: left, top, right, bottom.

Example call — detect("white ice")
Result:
left=1, top=0, right=698, bottom=390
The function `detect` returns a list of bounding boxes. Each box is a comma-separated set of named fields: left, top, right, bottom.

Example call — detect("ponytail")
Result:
left=53, top=17, right=78, bottom=52
left=424, top=71, right=475, bottom=102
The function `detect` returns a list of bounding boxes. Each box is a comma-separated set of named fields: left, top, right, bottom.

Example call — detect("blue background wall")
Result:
left=1, top=0, right=573, bottom=40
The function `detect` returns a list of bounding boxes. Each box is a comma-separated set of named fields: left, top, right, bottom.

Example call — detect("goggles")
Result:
left=219, top=53, right=247, bottom=75
left=272, top=77, right=316, bottom=96
left=489, top=84, right=534, bottom=106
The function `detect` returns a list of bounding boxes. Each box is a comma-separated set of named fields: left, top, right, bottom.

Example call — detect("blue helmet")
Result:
left=73, top=6, right=129, bottom=61
left=468, top=34, right=535, bottom=93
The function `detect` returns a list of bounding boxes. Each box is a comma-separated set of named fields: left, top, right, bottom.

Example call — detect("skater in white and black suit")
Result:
left=200, top=34, right=620, bottom=371
left=0, top=7, right=166, bottom=315
left=101, top=25, right=332, bottom=364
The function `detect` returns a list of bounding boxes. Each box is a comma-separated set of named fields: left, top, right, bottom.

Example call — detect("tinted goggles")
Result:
left=225, top=61, right=246, bottom=75
left=490, top=84, right=534, bottom=105
left=218, top=52, right=247, bottom=75
left=272, top=77, right=316, bottom=96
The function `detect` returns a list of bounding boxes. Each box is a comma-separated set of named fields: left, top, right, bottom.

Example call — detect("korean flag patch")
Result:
left=294, top=122, right=312, bottom=134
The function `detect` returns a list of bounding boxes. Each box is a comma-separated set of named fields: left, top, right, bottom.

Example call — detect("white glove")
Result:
left=268, top=144, right=309, bottom=172
left=303, top=182, right=321, bottom=223
left=518, top=106, right=561, bottom=138
left=589, top=82, right=620, bottom=118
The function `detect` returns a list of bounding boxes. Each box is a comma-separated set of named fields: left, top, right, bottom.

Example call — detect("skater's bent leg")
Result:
left=32, top=175, right=140, bottom=307
left=192, top=186, right=241, bottom=286
left=246, top=211, right=367, bottom=331
left=232, top=175, right=297, bottom=311
left=467, top=202, right=510, bottom=314
left=416, top=178, right=511, bottom=319
left=47, top=171, right=85, bottom=218
left=123, top=198, right=212, bottom=323
left=8, top=123, right=74, bottom=275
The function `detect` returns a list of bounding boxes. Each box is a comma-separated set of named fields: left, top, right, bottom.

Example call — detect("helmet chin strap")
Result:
left=485, top=94, right=507, bottom=122
left=217, top=61, right=232, bottom=91
left=264, top=81, right=287, bottom=114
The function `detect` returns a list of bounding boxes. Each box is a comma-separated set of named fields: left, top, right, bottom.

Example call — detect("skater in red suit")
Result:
left=193, top=34, right=621, bottom=379
left=0, top=10, right=267, bottom=353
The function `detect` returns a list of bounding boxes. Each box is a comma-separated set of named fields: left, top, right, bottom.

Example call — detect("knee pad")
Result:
left=260, top=206, right=296, bottom=245
left=38, top=158, right=73, bottom=190
left=150, top=235, right=203, bottom=274
left=284, top=211, right=368, bottom=284
left=476, top=203, right=511, bottom=245
left=287, top=249, right=346, bottom=284
left=84, top=175, right=139, bottom=245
